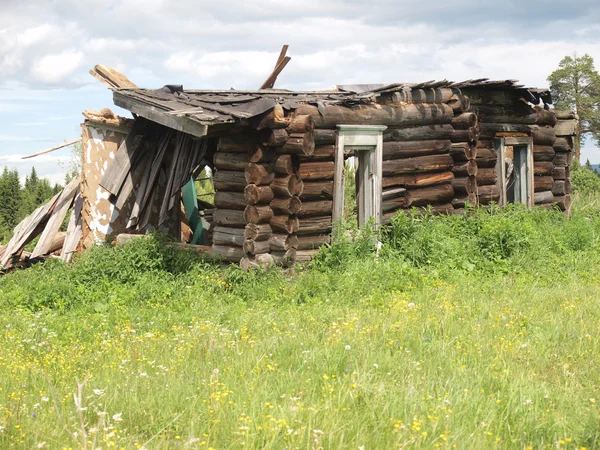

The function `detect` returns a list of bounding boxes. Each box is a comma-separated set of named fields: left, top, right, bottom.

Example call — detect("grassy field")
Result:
left=2, top=196, right=600, bottom=449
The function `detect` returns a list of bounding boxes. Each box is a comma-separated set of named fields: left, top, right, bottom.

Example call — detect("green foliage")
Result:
left=571, top=163, right=600, bottom=195
left=195, top=167, right=215, bottom=205
left=548, top=53, right=600, bottom=158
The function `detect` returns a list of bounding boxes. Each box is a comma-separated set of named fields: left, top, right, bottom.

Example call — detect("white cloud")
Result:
left=30, top=50, right=85, bottom=84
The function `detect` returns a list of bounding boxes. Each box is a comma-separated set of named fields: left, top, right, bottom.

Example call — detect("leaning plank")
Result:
left=61, top=194, right=84, bottom=262
left=89, top=64, right=138, bottom=89
left=21, top=138, right=82, bottom=160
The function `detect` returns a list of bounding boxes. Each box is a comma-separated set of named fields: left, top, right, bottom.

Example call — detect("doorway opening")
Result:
left=494, top=137, right=533, bottom=207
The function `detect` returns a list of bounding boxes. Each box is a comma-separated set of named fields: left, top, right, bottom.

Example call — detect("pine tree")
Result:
left=0, top=168, right=22, bottom=231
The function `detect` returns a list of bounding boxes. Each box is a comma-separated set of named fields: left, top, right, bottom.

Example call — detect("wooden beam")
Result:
left=113, top=92, right=208, bottom=138
left=260, top=45, right=291, bottom=89
left=89, top=64, right=138, bottom=89
left=21, top=138, right=82, bottom=160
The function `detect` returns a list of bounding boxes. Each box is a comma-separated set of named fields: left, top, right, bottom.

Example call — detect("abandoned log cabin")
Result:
left=0, top=67, right=577, bottom=269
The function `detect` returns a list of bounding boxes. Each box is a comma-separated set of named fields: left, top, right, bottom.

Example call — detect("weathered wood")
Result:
left=534, top=161, right=554, bottom=176
left=530, top=125, right=556, bottom=146
left=214, top=191, right=248, bottom=210
left=382, top=186, right=408, bottom=200
left=449, top=142, right=477, bottom=161
left=551, top=179, right=567, bottom=195
left=271, top=173, right=303, bottom=197
left=287, top=115, right=314, bottom=133
left=297, top=234, right=331, bottom=250
left=383, top=88, right=456, bottom=104
left=554, top=194, right=572, bottom=211
left=214, top=170, right=247, bottom=192
left=252, top=104, right=288, bottom=130
left=244, top=184, right=274, bottom=205
left=552, top=166, right=567, bottom=180
left=382, top=140, right=451, bottom=160
left=282, top=132, right=315, bottom=156
left=299, top=145, right=335, bottom=161
left=382, top=196, right=409, bottom=212
left=382, top=154, right=454, bottom=176
left=452, top=176, right=477, bottom=195
left=270, top=196, right=302, bottom=214
left=218, top=135, right=261, bottom=152
left=270, top=215, right=299, bottom=233
left=450, top=127, right=478, bottom=143
left=533, top=145, right=556, bottom=162
left=273, top=154, right=299, bottom=175
left=213, top=209, right=246, bottom=227
left=268, top=233, right=298, bottom=251
left=271, top=248, right=296, bottom=266
left=475, top=148, right=498, bottom=168
left=385, top=124, right=454, bottom=142
left=297, top=200, right=333, bottom=218
left=555, top=110, right=576, bottom=120
left=534, top=190, right=554, bottom=204
left=534, top=176, right=554, bottom=192
left=383, top=171, right=454, bottom=189
left=244, top=223, right=272, bottom=241
left=553, top=120, right=577, bottom=136
left=245, top=163, right=275, bottom=185
left=478, top=123, right=530, bottom=138
left=553, top=152, right=569, bottom=167
left=295, top=249, right=320, bottom=262
left=452, top=193, right=477, bottom=208
left=452, top=160, right=478, bottom=177
left=297, top=215, right=332, bottom=236
left=243, top=239, right=271, bottom=255
left=534, top=106, right=558, bottom=126
left=211, top=245, right=245, bottom=262
left=477, top=184, right=500, bottom=203
left=298, top=161, right=335, bottom=180
left=300, top=180, right=334, bottom=200
left=244, top=205, right=274, bottom=224
left=213, top=226, right=246, bottom=247
left=406, top=183, right=454, bottom=207
left=259, top=128, right=288, bottom=146
left=553, top=137, right=572, bottom=153
left=314, top=129, right=337, bottom=145
left=295, top=103, right=454, bottom=129
left=448, top=94, right=470, bottom=113
left=451, top=112, right=477, bottom=130
left=476, top=168, right=498, bottom=185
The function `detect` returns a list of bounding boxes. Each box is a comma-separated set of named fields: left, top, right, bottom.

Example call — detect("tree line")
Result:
left=0, top=166, right=63, bottom=242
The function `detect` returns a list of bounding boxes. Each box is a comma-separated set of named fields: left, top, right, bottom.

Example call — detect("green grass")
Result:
left=2, top=199, right=600, bottom=448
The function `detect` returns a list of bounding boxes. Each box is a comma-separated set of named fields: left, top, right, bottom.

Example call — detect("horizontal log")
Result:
left=240, top=254, right=274, bottom=271
left=211, top=245, right=245, bottom=263
left=382, top=154, right=454, bottom=176
left=382, top=186, right=408, bottom=200
left=271, top=173, right=304, bottom=197
left=553, top=152, right=570, bottom=167
left=452, top=193, right=477, bottom=208
left=475, top=148, right=498, bottom=168
left=295, top=103, right=454, bottom=129
left=554, top=120, right=577, bottom=136
left=244, top=205, right=273, bottom=224
left=385, top=124, right=454, bottom=142
left=382, top=171, right=454, bottom=189
left=212, top=226, right=246, bottom=247
left=214, top=191, right=247, bottom=210
left=449, top=142, right=477, bottom=161
left=300, top=180, right=333, bottom=200
left=295, top=249, right=320, bottom=262
left=382, top=140, right=452, bottom=160
left=406, top=183, right=454, bottom=207
left=271, top=248, right=296, bottom=267
left=534, top=190, right=554, bottom=204
left=477, top=184, right=500, bottom=204
left=243, top=239, right=270, bottom=255
left=218, top=135, right=260, bottom=153
left=282, top=132, right=315, bottom=156
left=382, top=87, right=456, bottom=104
left=535, top=106, right=558, bottom=126
left=479, top=123, right=530, bottom=138
left=476, top=168, right=497, bottom=185
left=450, top=127, right=478, bottom=144
left=300, top=145, right=335, bottom=161
left=448, top=94, right=470, bottom=113
left=314, top=129, right=337, bottom=145
left=552, top=166, right=567, bottom=180
left=534, top=161, right=554, bottom=176
left=551, top=179, right=566, bottom=196
left=270, top=196, right=302, bottom=214
left=214, top=152, right=249, bottom=171
left=554, top=194, right=571, bottom=212
left=244, top=184, right=274, bottom=205
left=214, top=170, right=247, bottom=192
left=270, top=215, right=299, bottom=234
left=287, top=114, right=314, bottom=134
left=553, top=137, right=572, bottom=153
left=268, top=233, right=298, bottom=252
left=555, top=110, right=576, bottom=120
left=245, top=163, right=275, bottom=185
left=297, top=200, right=333, bottom=218
left=382, top=196, right=409, bottom=212
left=251, top=104, right=288, bottom=130
left=298, top=161, right=335, bottom=180
left=259, top=128, right=288, bottom=147
left=534, top=176, right=554, bottom=192
left=296, top=234, right=331, bottom=250
left=533, top=145, right=556, bottom=162
left=213, top=209, right=246, bottom=227
left=244, top=223, right=272, bottom=241
left=530, top=125, right=556, bottom=146
left=452, top=176, right=477, bottom=195
left=273, top=154, right=299, bottom=175
left=451, top=112, right=477, bottom=130
left=452, top=160, right=478, bottom=177
left=297, top=215, right=332, bottom=236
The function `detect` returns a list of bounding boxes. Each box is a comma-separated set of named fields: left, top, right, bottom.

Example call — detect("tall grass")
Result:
left=2, top=198, right=600, bottom=448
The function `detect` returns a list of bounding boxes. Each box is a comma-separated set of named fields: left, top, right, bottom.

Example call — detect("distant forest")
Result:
left=0, top=167, right=64, bottom=242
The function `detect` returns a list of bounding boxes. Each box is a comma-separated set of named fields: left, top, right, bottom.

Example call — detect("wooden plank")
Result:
left=260, top=45, right=291, bottom=89
left=332, top=133, right=345, bottom=223
left=61, top=194, right=84, bottom=262
left=21, top=138, right=82, bottom=160
left=89, top=64, right=138, bottom=89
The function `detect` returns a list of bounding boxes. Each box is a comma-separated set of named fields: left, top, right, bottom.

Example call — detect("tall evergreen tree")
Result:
left=0, top=167, right=22, bottom=231
left=548, top=54, right=600, bottom=161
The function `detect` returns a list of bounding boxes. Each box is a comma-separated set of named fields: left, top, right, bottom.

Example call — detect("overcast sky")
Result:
left=1, top=0, right=600, bottom=185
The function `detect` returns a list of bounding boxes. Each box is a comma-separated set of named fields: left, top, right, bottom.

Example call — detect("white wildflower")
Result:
left=345, top=345, right=352, bottom=351
left=112, top=413, right=123, bottom=422
left=93, top=389, right=105, bottom=396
